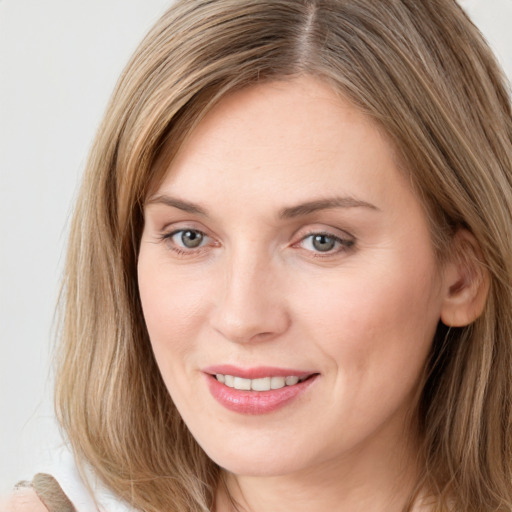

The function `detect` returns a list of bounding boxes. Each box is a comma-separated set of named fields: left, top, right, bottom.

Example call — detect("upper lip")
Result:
left=202, top=365, right=317, bottom=380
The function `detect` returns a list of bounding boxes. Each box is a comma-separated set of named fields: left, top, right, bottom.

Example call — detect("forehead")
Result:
left=154, top=76, right=405, bottom=207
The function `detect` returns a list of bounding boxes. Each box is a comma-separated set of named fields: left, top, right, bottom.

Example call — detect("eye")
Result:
left=309, top=234, right=336, bottom=252
left=177, top=230, right=205, bottom=248
left=299, top=232, right=354, bottom=254
left=165, top=229, right=210, bottom=251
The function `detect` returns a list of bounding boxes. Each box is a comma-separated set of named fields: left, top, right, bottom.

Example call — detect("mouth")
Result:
left=214, top=373, right=312, bottom=391
left=203, top=366, right=319, bottom=414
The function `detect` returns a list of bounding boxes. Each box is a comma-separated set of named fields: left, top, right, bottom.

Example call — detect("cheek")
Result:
left=137, top=254, right=211, bottom=365
left=296, top=255, right=442, bottom=385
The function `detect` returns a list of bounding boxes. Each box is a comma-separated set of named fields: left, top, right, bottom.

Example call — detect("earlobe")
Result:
left=440, top=230, right=490, bottom=327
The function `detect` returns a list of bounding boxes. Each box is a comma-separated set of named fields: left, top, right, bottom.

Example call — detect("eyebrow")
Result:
left=145, top=194, right=379, bottom=218
left=278, top=197, right=379, bottom=218
left=146, top=195, right=208, bottom=215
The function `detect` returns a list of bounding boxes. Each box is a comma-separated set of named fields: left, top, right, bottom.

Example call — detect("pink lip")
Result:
left=203, top=366, right=318, bottom=415
left=203, top=365, right=314, bottom=380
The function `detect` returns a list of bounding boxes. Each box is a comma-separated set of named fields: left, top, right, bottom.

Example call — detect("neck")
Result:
left=215, top=424, right=428, bottom=512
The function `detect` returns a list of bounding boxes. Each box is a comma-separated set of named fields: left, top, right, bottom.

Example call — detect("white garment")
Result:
left=38, top=445, right=137, bottom=512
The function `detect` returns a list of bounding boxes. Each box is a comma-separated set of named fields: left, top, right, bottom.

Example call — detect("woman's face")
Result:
left=138, top=76, right=448, bottom=478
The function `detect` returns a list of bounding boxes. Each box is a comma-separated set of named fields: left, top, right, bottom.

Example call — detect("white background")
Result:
left=1, top=0, right=511, bottom=494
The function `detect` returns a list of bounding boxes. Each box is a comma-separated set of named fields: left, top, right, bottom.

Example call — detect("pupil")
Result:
left=182, top=230, right=203, bottom=248
left=312, top=234, right=335, bottom=252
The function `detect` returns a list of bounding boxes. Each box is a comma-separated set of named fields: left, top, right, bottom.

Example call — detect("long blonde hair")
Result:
left=55, top=1, right=512, bottom=511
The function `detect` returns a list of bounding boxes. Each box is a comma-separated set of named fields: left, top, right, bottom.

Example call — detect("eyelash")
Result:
left=295, top=232, right=355, bottom=257
left=159, top=228, right=355, bottom=258
left=160, top=229, right=213, bottom=256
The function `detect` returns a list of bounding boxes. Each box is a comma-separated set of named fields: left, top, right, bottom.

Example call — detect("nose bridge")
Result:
left=211, top=241, right=289, bottom=343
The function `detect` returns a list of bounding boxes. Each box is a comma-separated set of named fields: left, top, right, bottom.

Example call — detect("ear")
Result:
left=440, top=229, right=490, bottom=327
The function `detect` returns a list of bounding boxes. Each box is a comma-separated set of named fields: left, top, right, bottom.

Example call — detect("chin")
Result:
left=201, top=442, right=312, bottom=478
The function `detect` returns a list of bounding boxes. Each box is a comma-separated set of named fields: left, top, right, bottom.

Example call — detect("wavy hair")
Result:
left=55, top=1, right=512, bottom=511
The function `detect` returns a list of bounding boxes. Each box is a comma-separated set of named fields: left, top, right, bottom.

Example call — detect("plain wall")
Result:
left=1, top=0, right=511, bottom=494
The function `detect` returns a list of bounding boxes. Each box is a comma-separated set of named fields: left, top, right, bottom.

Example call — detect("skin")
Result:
left=138, top=76, right=459, bottom=512
left=0, top=489, right=47, bottom=512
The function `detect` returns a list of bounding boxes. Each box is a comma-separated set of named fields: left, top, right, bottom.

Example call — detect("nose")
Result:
left=210, top=249, right=290, bottom=344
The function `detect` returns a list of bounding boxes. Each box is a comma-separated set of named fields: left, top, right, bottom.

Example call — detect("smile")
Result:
left=215, top=374, right=308, bottom=391
left=204, top=367, right=319, bottom=414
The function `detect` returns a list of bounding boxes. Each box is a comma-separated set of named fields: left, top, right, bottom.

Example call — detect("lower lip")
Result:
left=206, top=374, right=318, bottom=415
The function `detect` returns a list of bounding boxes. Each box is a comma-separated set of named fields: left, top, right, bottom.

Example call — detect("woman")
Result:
left=6, top=0, right=512, bottom=511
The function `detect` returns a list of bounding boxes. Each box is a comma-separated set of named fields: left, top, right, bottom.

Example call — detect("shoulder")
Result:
left=3, top=445, right=137, bottom=512
left=1, top=474, right=76, bottom=512
left=0, top=486, right=48, bottom=512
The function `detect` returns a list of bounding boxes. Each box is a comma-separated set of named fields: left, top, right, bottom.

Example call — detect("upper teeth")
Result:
left=216, top=374, right=305, bottom=391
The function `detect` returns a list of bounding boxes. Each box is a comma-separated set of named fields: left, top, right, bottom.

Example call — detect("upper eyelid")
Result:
left=155, top=216, right=353, bottom=234
left=160, top=220, right=209, bottom=233
left=293, top=224, right=355, bottom=241
left=159, top=222, right=215, bottom=241
left=300, top=229, right=352, bottom=239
